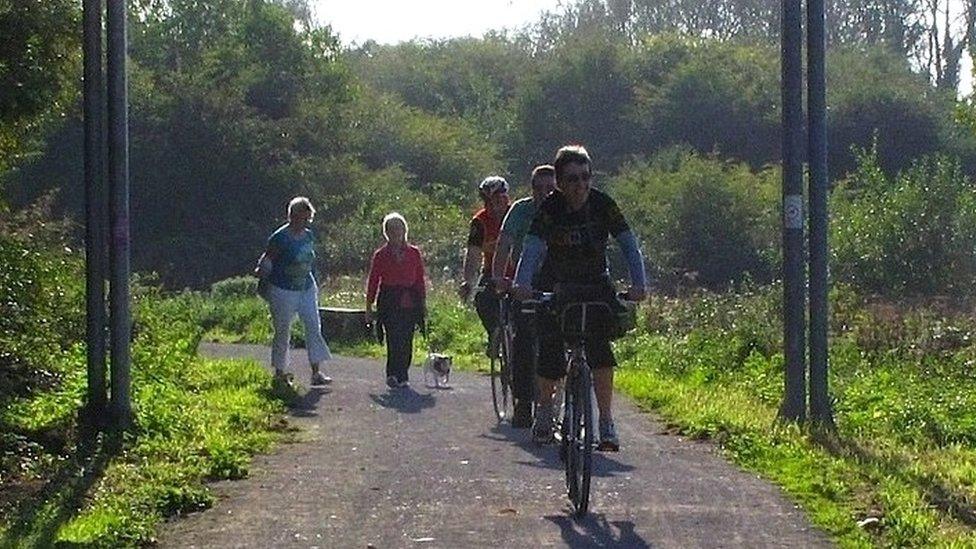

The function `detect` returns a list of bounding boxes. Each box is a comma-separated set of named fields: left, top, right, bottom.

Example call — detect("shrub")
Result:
left=608, top=148, right=778, bottom=290
left=210, top=276, right=258, bottom=300
left=832, top=151, right=976, bottom=297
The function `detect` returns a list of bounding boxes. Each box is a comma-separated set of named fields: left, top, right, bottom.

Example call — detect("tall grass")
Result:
left=0, top=284, right=287, bottom=547
left=615, top=284, right=976, bottom=547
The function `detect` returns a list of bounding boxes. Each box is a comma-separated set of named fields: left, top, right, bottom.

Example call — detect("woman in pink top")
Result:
left=365, top=213, right=427, bottom=389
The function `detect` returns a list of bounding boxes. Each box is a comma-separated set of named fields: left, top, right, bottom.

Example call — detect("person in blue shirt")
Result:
left=256, top=196, right=333, bottom=389
left=491, top=164, right=557, bottom=428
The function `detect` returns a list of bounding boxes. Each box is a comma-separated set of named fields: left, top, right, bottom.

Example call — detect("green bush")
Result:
left=0, top=196, right=83, bottom=406
left=210, top=276, right=258, bottom=299
left=832, top=151, right=976, bottom=297
left=609, top=148, right=778, bottom=289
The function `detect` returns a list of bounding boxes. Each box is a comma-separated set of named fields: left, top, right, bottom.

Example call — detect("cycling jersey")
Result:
left=527, top=188, right=630, bottom=287
left=467, top=208, right=507, bottom=277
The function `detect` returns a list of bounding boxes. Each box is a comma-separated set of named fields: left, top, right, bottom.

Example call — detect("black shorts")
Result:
left=530, top=277, right=620, bottom=380
left=473, top=281, right=501, bottom=335
left=535, top=335, right=616, bottom=381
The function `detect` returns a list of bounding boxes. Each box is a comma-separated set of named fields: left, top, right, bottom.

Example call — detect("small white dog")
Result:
left=423, top=352, right=453, bottom=389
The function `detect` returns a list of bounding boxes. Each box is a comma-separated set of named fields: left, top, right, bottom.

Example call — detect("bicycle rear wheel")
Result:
left=564, top=361, right=593, bottom=519
left=490, top=328, right=512, bottom=421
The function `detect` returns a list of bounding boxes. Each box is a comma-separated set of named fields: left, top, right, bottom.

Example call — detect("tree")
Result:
left=514, top=32, right=637, bottom=170
left=828, top=48, right=952, bottom=178
left=0, top=0, right=79, bottom=174
left=631, top=38, right=780, bottom=167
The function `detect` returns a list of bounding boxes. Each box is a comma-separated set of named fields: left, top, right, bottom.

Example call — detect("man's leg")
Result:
left=588, top=339, right=619, bottom=451
left=593, top=367, right=613, bottom=422
left=474, top=286, right=499, bottom=355
left=532, top=336, right=564, bottom=442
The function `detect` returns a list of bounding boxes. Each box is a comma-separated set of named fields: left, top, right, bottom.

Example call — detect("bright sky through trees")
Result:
left=313, top=0, right=561, bottom=44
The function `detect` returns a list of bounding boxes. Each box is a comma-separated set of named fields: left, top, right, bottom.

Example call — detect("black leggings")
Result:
left=384, top=312, right=417, bottom=382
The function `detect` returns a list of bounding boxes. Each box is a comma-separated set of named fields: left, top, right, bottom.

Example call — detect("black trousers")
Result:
left=511, top=309, right=536, bottom=402
left=383, top=311, right=417, bottom=382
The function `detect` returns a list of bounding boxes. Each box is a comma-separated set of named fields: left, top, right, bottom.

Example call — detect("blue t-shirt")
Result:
left=499, top=197, right=538, bottom=266
left=267, top=224, right=316, bottom=291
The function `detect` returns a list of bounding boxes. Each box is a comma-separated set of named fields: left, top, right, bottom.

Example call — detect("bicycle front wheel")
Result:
left=490, top=328, right=512, bottom=421
left=565, top=361, right=593, bottom=519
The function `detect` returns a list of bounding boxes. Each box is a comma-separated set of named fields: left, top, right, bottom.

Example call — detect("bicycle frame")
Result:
left=524, top=294, right=613, bottom=519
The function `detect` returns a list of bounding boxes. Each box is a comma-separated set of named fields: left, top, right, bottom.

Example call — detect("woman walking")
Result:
left=255, top=196, right=333, bottom=388
left=365, top=213, right=428, bottom=389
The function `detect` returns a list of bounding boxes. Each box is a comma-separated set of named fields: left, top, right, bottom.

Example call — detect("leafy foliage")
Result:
left=0, top=268, right=285, bottom=547
left=832, top=150, right=976, bottom=297
left=0, top=0, right=79, bottom=173
left=617, top=284, right=976, bottom=546
left=609, top=148, right=778, bottom=289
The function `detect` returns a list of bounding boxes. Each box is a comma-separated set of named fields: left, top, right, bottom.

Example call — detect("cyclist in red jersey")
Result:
left=458, top=176, right=511, bottom=354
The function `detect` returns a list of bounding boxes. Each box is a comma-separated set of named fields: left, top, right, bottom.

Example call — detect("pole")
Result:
left=107, top=0, right=132, bottom=429
left=807, top=0, right=831, bottom=425
left=83, top=0, right=107, bottom=428
left=780, top=0, right=806, bottom=422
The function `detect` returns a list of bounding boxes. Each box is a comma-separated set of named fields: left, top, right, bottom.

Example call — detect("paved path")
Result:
left=157, top=343, right=831, bottom=548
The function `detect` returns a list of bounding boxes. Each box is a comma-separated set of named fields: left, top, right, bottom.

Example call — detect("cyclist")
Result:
left=513, top=145, right=647, bottom=451
left=458, top=176, right=512, bottom=355
left=492, top=165, right=557, bottom=428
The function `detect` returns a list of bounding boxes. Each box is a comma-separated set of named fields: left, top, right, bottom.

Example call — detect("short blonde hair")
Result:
left=288, top=196, right=316, bottom=222
left=382, top=212, right=409, bottom=241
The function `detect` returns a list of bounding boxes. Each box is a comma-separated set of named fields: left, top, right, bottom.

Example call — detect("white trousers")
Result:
left=269, top=282, right=332, bottom=371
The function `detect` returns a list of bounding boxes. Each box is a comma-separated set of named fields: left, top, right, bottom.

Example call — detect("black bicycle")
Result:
left=522, top=285, right=631, bottom=519
left=490, top=294, right=516, bottom=422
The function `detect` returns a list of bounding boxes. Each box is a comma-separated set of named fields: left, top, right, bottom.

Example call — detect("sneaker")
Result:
left=532, top=405, right=555, bottom=444
left=310, top=371, right=332, bottom=386
left=512, top=399, right=533, bottom=429
left=386, top=375, right=398, bottom=389
left=598, top=418, right=620, bottom=452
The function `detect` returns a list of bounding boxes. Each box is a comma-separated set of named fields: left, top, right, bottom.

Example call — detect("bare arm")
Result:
left=458, top=245, right=482, bottom=300
left=254, top=244, right=280, bottom=276
left=491, top=233, right=514, bottom=280
left=462, top=246, right=482, bottom=285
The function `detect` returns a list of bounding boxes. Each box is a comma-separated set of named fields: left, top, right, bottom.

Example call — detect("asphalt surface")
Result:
left=156, top=343, right=832, bottom=548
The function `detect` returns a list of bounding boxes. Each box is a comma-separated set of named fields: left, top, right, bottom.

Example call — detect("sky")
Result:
left=311, top=0, right=562, bottom=45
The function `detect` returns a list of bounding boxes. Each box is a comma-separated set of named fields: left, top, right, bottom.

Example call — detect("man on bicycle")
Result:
left=459, top=176, right=512, bottom=355
left=492, top=165, right=557, bottom=428
left=513, top=145, right=647, bottom=451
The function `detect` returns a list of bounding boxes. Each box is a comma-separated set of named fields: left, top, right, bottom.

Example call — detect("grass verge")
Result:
left=0, top=290, right=287, bottom=548
left=613, top=287, right=976, bottom=547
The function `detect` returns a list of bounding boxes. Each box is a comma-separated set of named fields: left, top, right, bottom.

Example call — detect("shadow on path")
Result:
left=482, top=424, right=636, bottom=477
left=368, top=386, right=436, bottom=414
left=289, top=387, right=330, bottom=418
left=545, top=513, right=653, bottom=548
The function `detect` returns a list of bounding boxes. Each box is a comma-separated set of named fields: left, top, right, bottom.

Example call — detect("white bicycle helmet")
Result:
left=478, top=176, right=509, bottom=199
